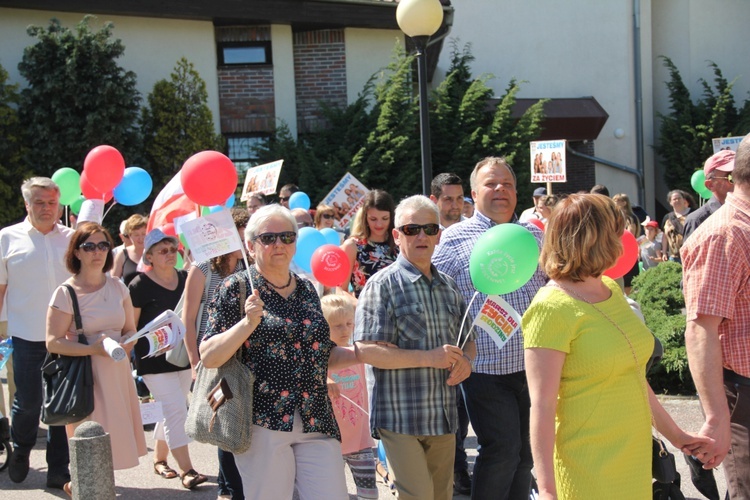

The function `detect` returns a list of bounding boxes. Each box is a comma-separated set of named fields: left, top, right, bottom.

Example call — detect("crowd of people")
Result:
left=0, top=136, right=748, bottom=500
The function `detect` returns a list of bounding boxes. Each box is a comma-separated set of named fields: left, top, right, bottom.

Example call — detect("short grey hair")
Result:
left=469, top=156, right=515, bottom=191
left=245, top=204, right=298, bottom=242
left=395, top=195, right=440, bottom=227
left=21, top=177, right=60, bottom=203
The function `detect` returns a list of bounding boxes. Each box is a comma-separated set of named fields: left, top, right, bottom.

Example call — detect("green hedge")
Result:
left=630, top=262, right=695, bottom=395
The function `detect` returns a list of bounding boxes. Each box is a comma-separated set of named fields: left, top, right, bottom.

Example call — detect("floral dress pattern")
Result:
left=349, top=238, right=398, bottom=298
left=203, top=266, right=341, bottom=440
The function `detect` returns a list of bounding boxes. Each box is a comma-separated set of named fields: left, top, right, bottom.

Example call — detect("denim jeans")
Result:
left=218, top=447, right=244, bottom=499
left=462, top=371, right=532, bottom=500
left=11, top=338, right=69, bottom=475
left=454, top=386, right=470, bottom=473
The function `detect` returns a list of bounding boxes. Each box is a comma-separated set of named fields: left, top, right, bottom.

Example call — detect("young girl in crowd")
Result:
left=321, top=295, right=378, bottom=500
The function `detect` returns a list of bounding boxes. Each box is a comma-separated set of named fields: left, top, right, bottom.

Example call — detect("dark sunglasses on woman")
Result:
left=253, top=231, right=297, bottom=245
left=79, top=241, right=112, bottom=252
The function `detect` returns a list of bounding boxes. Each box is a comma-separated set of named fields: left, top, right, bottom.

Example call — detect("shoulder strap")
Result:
left=239, top=276, right=247, bottom=314
left=202, top=266, right=212, bottom=304
left=63, top=284, right=87, bottom=345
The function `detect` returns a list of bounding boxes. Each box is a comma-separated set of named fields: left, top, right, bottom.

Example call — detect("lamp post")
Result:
left=396, top=0, right=444, bottom=196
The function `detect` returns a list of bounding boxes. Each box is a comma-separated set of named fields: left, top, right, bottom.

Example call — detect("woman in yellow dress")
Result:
left=522, top=194, right=711, bottom=499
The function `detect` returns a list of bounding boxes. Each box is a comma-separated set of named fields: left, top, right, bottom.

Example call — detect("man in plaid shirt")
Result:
left=682, top=133, right=750, bottom=499
left=433, top=157, right=547, bottom=499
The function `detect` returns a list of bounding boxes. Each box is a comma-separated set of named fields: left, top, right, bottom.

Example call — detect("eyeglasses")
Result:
left=297, top=222, right=312, bottom=228
left=397, top=224, right=440, bottom=236
left=79, top=241, right=112, bottom=252
left=153, top=246, right=178, bottom=256
left=279, top=196, right=290, bottom=202
left=708, top=174, right=734, bottom=184
left=321, top=213, right=335, bottom=220
left=253, top=231, right=297, bottom=245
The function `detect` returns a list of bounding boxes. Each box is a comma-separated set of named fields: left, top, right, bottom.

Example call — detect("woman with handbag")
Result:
left=182, top=208, right=248, bottom=499
left=200, top=204, right=358, bottom=499
left=129, top=228, right=207, bottom=490
left=46, top=223, right=147, bottom=491
left=521, top=194, right=712, bottom=500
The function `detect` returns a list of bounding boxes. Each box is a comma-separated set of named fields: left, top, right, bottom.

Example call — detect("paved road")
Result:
left=0, top=373, right=726, bottom=499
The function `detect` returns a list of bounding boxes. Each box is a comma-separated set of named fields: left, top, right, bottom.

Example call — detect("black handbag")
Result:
left=41, top=284, right=95, bottom=426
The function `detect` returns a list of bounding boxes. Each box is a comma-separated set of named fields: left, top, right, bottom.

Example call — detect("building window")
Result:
left=227, top=136, right=268, bottom=175
left=218, top=42, right=272, bottom=66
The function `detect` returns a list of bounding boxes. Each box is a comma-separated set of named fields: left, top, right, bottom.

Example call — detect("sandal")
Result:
left=153, top=461, right=178, bottom=479
left=181, top=469, right=208, bottom=490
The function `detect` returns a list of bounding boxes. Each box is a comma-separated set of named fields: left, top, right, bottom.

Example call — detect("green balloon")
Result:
left=179, top=233, right=190, bottom=251
left=201, top=206, right=211, bottom=216
left=698, top=184, right=712, bottom=200
left=690, top=170, right=706, bottom=194
left=52, top=167, right=82, bottom=206
left=70, top=195, right=86, bottom=215
left=469, top=224, right=540, bottom=295
left=175, top=251, right=184, bottom=270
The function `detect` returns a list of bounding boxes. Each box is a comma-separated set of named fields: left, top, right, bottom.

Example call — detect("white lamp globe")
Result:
left=396, top=0, right=444, bottom=38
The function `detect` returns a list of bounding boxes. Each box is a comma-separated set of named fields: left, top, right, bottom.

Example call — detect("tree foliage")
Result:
left=0, top=63, right=28, bottom=226
left=140, top=57, right=224, bottom=190
left=17, top=17, right=141, bottom=176
left=656, top=57, right=749, bottom=193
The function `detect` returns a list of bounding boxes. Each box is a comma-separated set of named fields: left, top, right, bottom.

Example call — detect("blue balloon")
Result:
left=113, top=167, right=153, bottom=206
left=208, top=204, right=225, bottom=213
left=320, top=227, right=341, bottom=246
left=293, top=227, right=326, bottom=273
left=225, top=193, right=235, bottom=208
left=288, top=191, right=311, bottom=210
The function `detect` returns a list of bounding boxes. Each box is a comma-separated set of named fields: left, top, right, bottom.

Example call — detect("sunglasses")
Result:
left=709, top=174, right=734, bottom=184
left=79, top=241, right=112, bottom=252
left=321, top=213, right=335, bottom=220
left=153, top=246, right=178, bottom=256
left=253, top=231, right=297, bottom=245
left=397, top=224, right=440, bottom=236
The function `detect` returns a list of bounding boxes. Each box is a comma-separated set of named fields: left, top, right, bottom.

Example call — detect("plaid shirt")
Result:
left=681, top=192, right=750, bottom=378
left=432, top=211, right=547, bottom=375
left=353, top=255, right=467, bottom=438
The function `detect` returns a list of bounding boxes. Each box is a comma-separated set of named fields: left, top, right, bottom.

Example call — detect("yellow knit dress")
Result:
left=523, top=277, right=654, bottom=500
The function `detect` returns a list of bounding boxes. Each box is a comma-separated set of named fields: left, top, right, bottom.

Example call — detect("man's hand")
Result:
left=447, top=354, right=472, bottom=386
left=427, top=344, right=464, bottom=370
left=695, top=420, right=731, bottom=469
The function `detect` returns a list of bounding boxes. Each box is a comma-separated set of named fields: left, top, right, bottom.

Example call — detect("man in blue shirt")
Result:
left=354, top=195, right=475, bottom=500
left=433, top=157, right=547, bottom=499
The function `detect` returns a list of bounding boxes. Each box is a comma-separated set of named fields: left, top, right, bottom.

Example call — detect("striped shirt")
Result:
left=432, top=211, right=547, bottom=375
left=681, top=192, right=750, bottom=378
left=353, top=255, right=467, bottom=438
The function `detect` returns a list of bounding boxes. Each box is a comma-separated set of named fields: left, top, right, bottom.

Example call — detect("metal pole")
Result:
left=413, top=36, right=433, bottom=197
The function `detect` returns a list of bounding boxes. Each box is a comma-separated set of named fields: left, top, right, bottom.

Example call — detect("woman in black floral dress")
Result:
left=200, top=204, right=358, bottom=499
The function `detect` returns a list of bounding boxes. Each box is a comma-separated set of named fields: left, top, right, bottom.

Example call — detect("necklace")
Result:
left=264, top=272, right=293, bottom=290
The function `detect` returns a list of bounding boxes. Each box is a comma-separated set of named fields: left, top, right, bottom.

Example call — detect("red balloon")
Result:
left=83, top=145, right=125, bottom=193
left=603, top=230, right=639, bottom=280
left=527, top=218, right=545, bottom=232
left=80, top=170, right=113, bottom=203
left=161, top=222, right=177, bottom=237
left=180, top=151, right=238, bottom=207
left=311, top=244, right=351, bottom=288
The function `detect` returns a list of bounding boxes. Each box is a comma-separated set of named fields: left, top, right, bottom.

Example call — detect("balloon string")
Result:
left=102, top=201, right=117, bottom=221
left=456, top=290, right=480, bottom=350
left=339, top=394, right=369, bottom=416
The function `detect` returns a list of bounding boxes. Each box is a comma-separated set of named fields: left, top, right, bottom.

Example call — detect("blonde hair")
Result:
left=124, top=214, right=148, bottom=235
left=541, top=194, right=624, bottom=282
left=320, top=294, right=355, bottom=324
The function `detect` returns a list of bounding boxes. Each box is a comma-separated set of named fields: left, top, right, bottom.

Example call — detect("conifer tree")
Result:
left=0, top=64, right=28, bottom=225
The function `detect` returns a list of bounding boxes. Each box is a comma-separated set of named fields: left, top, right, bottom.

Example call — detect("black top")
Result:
left=122, top=248, right=140, bottom=286
left=128, top=270, right=188, bottom=376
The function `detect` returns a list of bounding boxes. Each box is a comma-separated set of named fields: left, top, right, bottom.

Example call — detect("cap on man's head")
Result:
left=533, top=187, right=547, bottom=197
left=704, top=150, right=735, bottom=176
left=463, top=196, right=474, bottom=205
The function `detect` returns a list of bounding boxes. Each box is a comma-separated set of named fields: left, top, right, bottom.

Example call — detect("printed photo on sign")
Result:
left=712, top=136, right=743, bottom=154
left=240, top=159, right=284, bottom=201
left=180, top=209, right=244, bottom=263
left=321, top=173, right=370, bottom=229
left=472, top=295, right=522, bottom=352
left=530, top=140, right=567, bottom=183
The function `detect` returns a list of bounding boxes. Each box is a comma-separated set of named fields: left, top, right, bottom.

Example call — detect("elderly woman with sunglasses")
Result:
left=200, top=204, right=358, bottom=499
left=47, top=223, right=147, bottom=494
left=128, top=228, right=207, bottom=490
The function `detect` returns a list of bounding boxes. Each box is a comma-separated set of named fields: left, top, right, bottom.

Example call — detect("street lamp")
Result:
left=396, top=0, right=444, bottom=196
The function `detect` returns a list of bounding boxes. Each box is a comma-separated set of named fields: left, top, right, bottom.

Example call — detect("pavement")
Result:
left=0, top=370, right=727, bottom=499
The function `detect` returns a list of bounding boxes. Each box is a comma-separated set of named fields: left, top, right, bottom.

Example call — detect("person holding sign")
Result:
left=129, top=228, right=207, bottom=489
left=522, top=194, right=710, bottom=500
left=354, top=195, right=475, bottom=500
left=432, top=157, right=547, bottom=500
left=200, top=204, right=359, bottom=499
left=46, top=223, right=147, bottom=485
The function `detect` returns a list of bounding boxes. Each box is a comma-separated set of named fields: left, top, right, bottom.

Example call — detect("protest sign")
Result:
left=472, top=295, right=522, bottom=352
left=321, top=173, right=369, bottom=229
left=712, top=136, right=743, bottom=154
left=240, top=160, right=283, bottom=201
left=530, top=140, right=567, bottom=183
left=140, top=401, right=164, bottom=425
left=124, top=310, right=185, bottom=357
left=180, top=209, right=244, bottom=263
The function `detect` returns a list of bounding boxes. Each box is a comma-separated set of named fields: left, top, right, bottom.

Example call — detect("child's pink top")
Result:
left=329, top=362, right=374, bottom=454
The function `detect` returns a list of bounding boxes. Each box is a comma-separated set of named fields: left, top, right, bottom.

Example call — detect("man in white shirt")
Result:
left=0, top=177, right=73, bottom=489
left=518, top=187, right=546, bottom=222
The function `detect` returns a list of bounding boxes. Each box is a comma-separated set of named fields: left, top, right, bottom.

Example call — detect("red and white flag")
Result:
left=147, top=173, right=200, bottom=233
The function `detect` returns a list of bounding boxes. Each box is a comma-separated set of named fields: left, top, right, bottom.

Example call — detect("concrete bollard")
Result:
left=70, top=421, right=116, bottom=500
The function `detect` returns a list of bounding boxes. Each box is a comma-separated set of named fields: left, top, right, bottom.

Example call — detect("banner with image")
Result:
left=321, top=173, right=370, bottom=229
left=712, top=136, right=743, bottom=154
left=240, top=159, right=284, bottom=201
left=530, top=140, right=567, bottom=183
left=180, top=209, right=244, bottom=263
left=472, top=295, right=522, bottom=352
